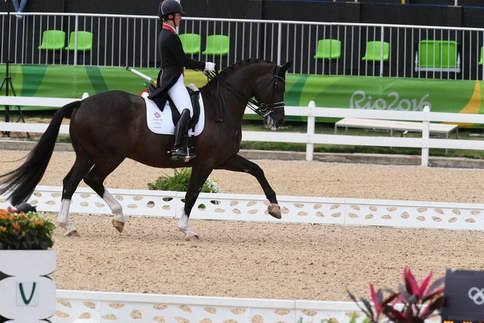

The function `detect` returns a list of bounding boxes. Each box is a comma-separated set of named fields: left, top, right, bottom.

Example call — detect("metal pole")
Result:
left=277, top=22, right=282, bottom=65
left=0, top=0, right=13, bottom=123
left=73, top=14, right=79, bottom=66
left=380, top=25, right=384, bottom=77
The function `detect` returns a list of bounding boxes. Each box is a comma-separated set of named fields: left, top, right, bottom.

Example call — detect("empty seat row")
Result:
left=38, top=30, right=93, bottom=51
left=316, top=39, right=484, bottom=72
left=314, top=39, right=390, bottom=61
left=180, top=34, right=229, bottom=55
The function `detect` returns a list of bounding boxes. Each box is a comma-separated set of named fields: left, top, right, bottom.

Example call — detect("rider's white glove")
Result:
left=204, top=62, right=216, bottom=73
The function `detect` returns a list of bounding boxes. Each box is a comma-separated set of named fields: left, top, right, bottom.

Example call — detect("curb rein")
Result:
left=205, top=64, right=286, bottom=118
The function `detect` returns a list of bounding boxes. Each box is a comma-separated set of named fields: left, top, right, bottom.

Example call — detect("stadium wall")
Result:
left=6, top=0, right=484, bottom=28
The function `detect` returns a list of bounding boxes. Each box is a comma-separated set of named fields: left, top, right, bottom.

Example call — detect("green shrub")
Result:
left=0, top=210, right=55, bottom=250
left=148, top=168, right=220, bottom=193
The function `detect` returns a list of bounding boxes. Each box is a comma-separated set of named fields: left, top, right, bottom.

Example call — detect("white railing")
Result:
left=54, top=290, right=368, bottom=323
left=1, top=95, right=483, bottom=167
left=3, top=185, right=483, bottom=232
left=2, top=12, right=484, bottom=79
left=0, top=185, right=476, bottom=321
left=1, top=185, right=463, bottom=322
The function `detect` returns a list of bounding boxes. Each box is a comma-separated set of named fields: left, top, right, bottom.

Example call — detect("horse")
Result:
left=0, top=59, right=291, bottom=240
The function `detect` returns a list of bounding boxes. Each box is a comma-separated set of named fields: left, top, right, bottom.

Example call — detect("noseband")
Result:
left=250, top=65, right=286, bottom=118
left=206, top=65, right=286, bottom=118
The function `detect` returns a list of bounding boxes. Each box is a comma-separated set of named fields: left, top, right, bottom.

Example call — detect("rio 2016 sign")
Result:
left=350, top=90, right=432, bottom=111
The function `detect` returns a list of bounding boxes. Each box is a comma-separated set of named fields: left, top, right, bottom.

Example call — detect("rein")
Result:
left=206, top=65, right=285, bottom=118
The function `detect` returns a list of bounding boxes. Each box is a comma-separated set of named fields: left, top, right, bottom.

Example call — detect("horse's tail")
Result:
left=0, top=100, right=82, bottom=206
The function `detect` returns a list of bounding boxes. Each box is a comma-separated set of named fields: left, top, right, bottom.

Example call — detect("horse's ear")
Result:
left=280, top=61, right=292, bottom=73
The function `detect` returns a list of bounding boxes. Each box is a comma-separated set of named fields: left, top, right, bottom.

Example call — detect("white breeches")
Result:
left=168, top=74, right=193, bottom=117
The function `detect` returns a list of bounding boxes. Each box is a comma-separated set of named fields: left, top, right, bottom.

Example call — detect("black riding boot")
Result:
left=171, top=108, right=196, bottom=161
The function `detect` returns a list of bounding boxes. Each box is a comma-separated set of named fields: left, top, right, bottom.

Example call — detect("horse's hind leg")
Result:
left=216, top=154, right=281, bottom=219
left=59, top=155, right=95, bottom=236
left=83, top=157, right=126, bottom=232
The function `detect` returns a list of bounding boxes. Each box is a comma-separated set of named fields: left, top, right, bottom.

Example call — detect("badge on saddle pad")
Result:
left=441, top=269, right=484, bottom=321
left=142, top=89, right=205, bottom=136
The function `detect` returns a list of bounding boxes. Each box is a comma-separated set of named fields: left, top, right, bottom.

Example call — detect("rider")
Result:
left=149, top=0, right=216, bottom=161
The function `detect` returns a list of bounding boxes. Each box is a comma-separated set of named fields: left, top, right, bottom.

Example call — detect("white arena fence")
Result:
left=0, top=185, right=483, bottom=232
left=1, top=95, right=484, bottom=166
left=2, top=12, right=484, bottom=80
left=54, top=290, right=369, bottom=323
left=1, top=185, right=459, bottom=322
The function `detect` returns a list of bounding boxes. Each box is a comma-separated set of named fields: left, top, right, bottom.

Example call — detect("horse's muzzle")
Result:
left=265, top=114, right=285, bottom=130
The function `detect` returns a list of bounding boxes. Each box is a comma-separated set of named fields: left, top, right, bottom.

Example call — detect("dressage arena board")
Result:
left=10, top=186, right=472, bottom=323
left=3, top=186, right=481, bottom=322
left=5, top=186, right=482, bottom=321
left=55, top=290, right=365, bottom=322
left=6, top=185, right=484, bottom=231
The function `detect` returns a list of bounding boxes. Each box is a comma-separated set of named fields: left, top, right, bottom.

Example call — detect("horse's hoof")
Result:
left=185, top=234, right=200, bottom=241
left=112, top=219, right=125, bottom=233
left=65, top=230, right=79, bottom=237
left=268, top=204, right=282, bottom=219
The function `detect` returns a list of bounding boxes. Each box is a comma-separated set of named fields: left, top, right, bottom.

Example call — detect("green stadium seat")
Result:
left=38, top=30, right=66, bottom=50
left=416, top=40, right=460, bottom=72
left=314, top=39, right=341, bottom=59
left=65, top=31, right=93, bottom=51
left=202, top=35, right=229, bottom=55
left=362, top=41, right=390, bottom=61
left=179, top=33, right=201, bottom=55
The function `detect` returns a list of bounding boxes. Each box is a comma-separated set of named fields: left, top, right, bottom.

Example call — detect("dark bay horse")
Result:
left=0, top=59, right=291, bottom=240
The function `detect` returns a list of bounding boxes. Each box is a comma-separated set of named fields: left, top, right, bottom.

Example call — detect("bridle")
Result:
left=206, top=64, right=286, bottom=118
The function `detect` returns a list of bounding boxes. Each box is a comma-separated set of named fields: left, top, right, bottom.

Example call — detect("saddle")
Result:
left=149, top=84, right=200, bottom=131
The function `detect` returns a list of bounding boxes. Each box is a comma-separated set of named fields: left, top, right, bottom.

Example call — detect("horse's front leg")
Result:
left=178, top=165, right=213, bottom=240
left=216, top=154, right=281, bottom=219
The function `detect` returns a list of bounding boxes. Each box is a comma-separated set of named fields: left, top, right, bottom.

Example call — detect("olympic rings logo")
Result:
left=468, top=287, right=484, bottom=305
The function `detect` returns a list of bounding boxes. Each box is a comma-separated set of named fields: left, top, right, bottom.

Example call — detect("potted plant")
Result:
left=348, top=267, right=445, bottom=322
left=148, top=168, right=220, bottom=193
left=0, top=205, right=57, bottom=322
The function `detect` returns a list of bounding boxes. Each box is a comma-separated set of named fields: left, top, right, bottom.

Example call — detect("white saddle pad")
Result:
left=142, top=91, right=205, bottom=136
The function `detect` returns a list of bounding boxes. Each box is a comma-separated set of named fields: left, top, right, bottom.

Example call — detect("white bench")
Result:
left=334, top=118, right=459, bottom=138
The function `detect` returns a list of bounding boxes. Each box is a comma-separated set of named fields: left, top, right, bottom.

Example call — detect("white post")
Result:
left=421, top=105, right=430, bottom=167
left=306, top=101, right=316, bottom=161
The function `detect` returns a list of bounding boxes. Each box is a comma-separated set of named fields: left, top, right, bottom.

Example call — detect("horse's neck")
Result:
left=203, top=62, right=272, bottom=123
left=234, top=63, right=270, bottom=98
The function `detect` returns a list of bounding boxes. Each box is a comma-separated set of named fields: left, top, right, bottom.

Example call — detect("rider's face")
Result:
left=174, top=13, right=182, bottom=25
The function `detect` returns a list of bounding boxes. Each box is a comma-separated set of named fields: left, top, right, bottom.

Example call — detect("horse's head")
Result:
left=253, top=61, right=292, bottom=130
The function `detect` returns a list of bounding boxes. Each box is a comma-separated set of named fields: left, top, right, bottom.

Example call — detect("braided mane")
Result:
left=201, top=58, right=273, bottom=92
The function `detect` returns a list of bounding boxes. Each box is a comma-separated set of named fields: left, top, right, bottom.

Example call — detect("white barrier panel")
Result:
left=2, top=185, right=483, bottom=232
left=54, top=290, right=367, bottom=323
left=1, top=96, right=483, bottom=166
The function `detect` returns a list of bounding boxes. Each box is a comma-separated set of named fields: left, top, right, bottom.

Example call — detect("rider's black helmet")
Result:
left=159, top=0, right=184, bottom=19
